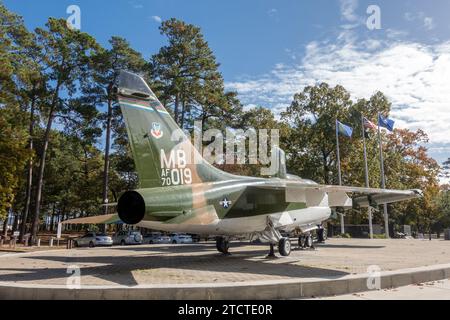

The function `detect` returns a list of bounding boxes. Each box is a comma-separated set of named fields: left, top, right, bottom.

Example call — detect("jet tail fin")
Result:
left=116, top=70, right=235, bottom=189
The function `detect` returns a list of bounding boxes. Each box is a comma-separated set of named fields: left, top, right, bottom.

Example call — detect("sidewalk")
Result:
left=312, top=279, right=450, bottom=300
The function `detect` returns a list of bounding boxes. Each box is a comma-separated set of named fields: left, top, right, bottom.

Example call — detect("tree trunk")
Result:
left=180, top=99, right=186, bottom=129
left=322, top=152, right=329, bottom=184
left=12, top=213, right=18, bottom=232
left=50, top=204, right=55, bottom=232
left=30, top=106, right=55, bottom=244
left=2, top=219, right=8, bottom=237
left=31, top=79, right=61, bottom=245
left=19, top=97, right=36, bottom=242
left=102, top=96, right=113, bottom=215
left=174, top=93, right=180, bottom=125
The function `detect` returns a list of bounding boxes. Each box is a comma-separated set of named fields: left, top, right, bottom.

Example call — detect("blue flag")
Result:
left=337, top=120, right=353, bottom=138
left=378, top=114, right=395, bottom=132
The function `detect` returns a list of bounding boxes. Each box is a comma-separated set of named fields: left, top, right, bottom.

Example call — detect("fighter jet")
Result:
left=64, top=70, right=422, bottom=257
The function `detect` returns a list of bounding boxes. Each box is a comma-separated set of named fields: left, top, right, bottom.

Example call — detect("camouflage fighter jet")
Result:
left=65, top=71, right=422, bottom=257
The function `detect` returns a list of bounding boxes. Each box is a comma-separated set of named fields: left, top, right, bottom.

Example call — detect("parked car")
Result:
left=112, top=230, right=143, bottom=245
left=189, top=234, right=201, bottom=243
left=170, top=234, right=193, bottom=244
left=74, top=232, right=113, bottom=248
left=143, top=232, right=171, bottom=244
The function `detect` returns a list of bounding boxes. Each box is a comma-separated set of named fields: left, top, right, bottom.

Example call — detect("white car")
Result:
left=74, top=232, right=113, bottom=248
left=170, top=234, right=193, bottom=244
left=112, top=230, right=143, bottom=245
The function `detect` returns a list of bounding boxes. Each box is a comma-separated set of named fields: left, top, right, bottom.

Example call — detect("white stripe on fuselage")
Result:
left=137, top=206, right=331, bottom=235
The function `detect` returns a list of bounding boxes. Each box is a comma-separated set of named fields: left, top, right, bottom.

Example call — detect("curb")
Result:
left=1, top=263, right=450, bottom=300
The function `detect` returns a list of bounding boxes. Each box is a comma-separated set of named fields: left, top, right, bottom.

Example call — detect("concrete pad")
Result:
left=1, top=239, right=450, bottom=299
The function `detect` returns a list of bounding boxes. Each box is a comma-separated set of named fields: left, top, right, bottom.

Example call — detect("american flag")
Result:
left=363, top=117, right=377, bottom=130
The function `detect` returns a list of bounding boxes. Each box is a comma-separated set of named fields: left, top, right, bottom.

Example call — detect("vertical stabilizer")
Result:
left=116, top=70, right=235, bottom=189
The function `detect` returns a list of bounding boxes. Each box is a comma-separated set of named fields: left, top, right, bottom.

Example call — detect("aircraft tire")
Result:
left=216, top=237, right=229, bottom=254
left=305, top=234, right=313, bottom=248
left=216, top=237, right=223, bottom=253
left=317, top=227, right=327, bottom=243
left=298, top=236, right=305, bottom=248
left=221, top=239, right=230, bottom=254
left=278, top=238, right=291, bottom=256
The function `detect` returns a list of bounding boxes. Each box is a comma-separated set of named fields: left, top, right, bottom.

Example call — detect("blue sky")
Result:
left=4, top=0, right=450, bottom=167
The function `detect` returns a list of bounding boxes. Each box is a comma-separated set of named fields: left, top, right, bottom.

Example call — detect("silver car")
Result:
left=143, top=232, right=171, bottom=244
left=170, top=234, right=193, bottom=244
left=112, top=230, right=143, bottom=245
left=74, top=232, right=113, bottom=248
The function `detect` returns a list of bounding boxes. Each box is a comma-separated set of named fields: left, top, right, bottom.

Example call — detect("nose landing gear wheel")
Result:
left=278, top=237, right=291, bottom=256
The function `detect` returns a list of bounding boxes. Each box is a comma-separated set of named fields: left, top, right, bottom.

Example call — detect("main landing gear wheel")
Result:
left=278, top=237, right=291, bottom=257
left=299, top=234, right=313, bottom=249
left=317, top=226, right=327, bottom=243
left=215, top=237, right=230, bottom=254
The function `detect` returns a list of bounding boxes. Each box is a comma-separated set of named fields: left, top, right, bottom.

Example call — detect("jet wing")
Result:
left=255, top=180, right=422, bottom=208
left=61, top=214, right=122, bottom=225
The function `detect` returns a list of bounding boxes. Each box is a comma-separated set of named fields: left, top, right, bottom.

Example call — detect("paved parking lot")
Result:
left=0, top=238, right=450, bottom=286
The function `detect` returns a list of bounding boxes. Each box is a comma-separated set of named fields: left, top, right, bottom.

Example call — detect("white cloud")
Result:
left=403, top=11, right=436, bottom=31
left=423, top=17, right=435, bottom=30
left=226, top=36, right=450, bottom=150
left=129, top=1, right=143, bottom=9
left=268, top=8, right=277, bottom=16
left=340, top=0, right=359, bottom=22
left=404, top=12, right=415, bottom=22
left=151, top=15, right=162, bottom=23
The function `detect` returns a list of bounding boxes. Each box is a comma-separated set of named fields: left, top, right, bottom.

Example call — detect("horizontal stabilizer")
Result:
left=61, top=214, right=121, bottom=225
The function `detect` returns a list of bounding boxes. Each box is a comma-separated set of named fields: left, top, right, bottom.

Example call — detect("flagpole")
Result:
left=335, top=119, right=345, bottom=235
left=361, top=114, right=373, bottom=239
left=377, top=113, right=390, bottom=239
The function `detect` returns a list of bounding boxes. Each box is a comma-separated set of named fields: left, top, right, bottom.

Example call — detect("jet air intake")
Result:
left=117, top=191, right=146, bottom=225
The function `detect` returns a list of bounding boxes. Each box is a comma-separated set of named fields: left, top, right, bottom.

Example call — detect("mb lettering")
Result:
left=160, top=149, right=192, bottom=186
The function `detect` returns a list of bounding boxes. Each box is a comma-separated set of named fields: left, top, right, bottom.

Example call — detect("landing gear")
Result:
left=298, top=233, right=314, bottom=249
left=317, top=226, right=327, bottom=243
left=216, top=237, right=230, bottom=254
left=266, top=243, right=277, bottom=259
left=278, top=237, right=291, bottom=256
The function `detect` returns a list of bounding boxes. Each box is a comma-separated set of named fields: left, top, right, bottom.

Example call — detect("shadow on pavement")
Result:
left=0, top=244, right=350, bottom=286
